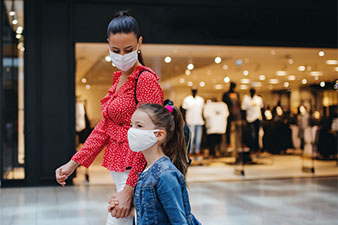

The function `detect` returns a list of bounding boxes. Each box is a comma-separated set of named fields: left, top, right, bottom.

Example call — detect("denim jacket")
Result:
left=134, top=156, right=201, bottom=225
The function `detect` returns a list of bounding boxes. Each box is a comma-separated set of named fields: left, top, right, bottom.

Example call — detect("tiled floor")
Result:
left=1, top=177, right=337, bottom=225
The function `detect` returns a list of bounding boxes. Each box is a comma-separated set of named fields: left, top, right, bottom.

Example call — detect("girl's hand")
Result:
left=55, top=160, right=79, bottom=186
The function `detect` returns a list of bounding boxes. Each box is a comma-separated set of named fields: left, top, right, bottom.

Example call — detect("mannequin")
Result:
left=182, top=89, right=205, bottom=159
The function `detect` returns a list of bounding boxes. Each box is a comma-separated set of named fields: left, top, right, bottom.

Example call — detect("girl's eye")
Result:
left=113, top=50, right=120, bottom=53
left=136, top=124, right=142, bottom=128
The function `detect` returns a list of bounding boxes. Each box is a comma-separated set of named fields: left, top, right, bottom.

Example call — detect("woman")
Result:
left=55, top=11, right=163, bottom=225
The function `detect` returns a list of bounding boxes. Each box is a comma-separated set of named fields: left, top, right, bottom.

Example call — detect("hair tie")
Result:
left=166, top=105, right=173, bottom=113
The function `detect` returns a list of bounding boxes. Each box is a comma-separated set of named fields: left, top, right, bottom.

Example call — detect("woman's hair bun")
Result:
left=114, top=10, right=130, bottom=18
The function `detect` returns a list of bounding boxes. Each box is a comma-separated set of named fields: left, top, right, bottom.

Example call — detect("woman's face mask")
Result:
left=127, top=128, right=160, bottom=152
left=109, top=44, right=139, bottom=71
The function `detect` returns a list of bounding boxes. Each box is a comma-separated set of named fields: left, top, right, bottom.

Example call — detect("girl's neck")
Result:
left=121, top=61, right=141, bottom=77
left=142, top=145, right=165, bottom=170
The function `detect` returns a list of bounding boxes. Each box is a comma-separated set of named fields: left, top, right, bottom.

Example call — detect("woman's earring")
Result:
left=138, top=50, right=141, bottom=54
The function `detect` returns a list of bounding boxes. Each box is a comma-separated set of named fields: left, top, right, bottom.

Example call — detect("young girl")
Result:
left=109, top=103, right=201, bottom=225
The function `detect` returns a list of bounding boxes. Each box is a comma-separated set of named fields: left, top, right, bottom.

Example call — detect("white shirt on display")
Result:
left=203, top=101, right=229, bottom=135
left=182, top=95, right=205, bottom=125
left=241, top=95, right=264, bottom=123
left=76, top=102, right=86, bottom=132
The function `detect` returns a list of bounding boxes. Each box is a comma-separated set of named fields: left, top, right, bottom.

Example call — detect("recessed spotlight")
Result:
left=259, top=75, right=266, bottom=80
left=85, top=84, right=91, bottom=90
left=243, top=70, right=249, bottom=76
left=276, top=71, right=287, bottom=76
left=288, top=75, right=296, bottom=81
left=16, top=26, right=23, bottom=34
left=215, top=57, right=222, bottom=64
left=307, top=66, right=312, bottom=71
left=252, top=82, right=262, bottom=87
left=187, top=81, right=193, bottom=87
left=223, top=65, right=228, bottom=70
left=240, top=85, right=248, bottom=90
left=314, top=76, right=319, bottom=81
left=269, top=79, right=279, bottom=84
left=302, top=79, right=307, bottom=84
left=9, top=11, right=16, bottom=16
left=288, top=59, right=294, bottom=64
left=310, top=71, right=323, bottom=76
left=270, top=50, right=276, bottom=55
left=284, top=82, right=289, bottom=88
left=298, top=66, right=306, bottom=71
left=164, top=56, right=172, bottom=63
left=105, top=56, right=111, bottom=62
left=185, top=70, right=191, bottom=76
left=112, top=62, right=116, bottom=67
left=199, top=81, right=205, bottom=87
left=214, top=84, right=223, bottom=90
left=241, top=79, right=250, bottom=84
left=335, top=67, right=338, bottom=72
left=224, top=77, right=230, bottom=83
left=326, top=60, right=338, bottom=65
left=187, top=63, right=194, bottom=70
left=16, top=34, right=22, bottom=39
left=318, top=51, right=325, bottom=57
left=236, top=59, right=243, bottom=66
left=179, top=78, right=185, bottom=84
left=81, top=78, right=87, bottom=83
left=12, top=19, right=18, bottom=25
left=320, top=81, right=325, bottom=87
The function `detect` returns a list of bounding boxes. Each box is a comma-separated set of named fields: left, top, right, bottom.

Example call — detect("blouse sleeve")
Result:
left=71, top=117, right=109, bottom=168
left=135, top=71, right=164, bottom=107
left=125, top=71, right=164, bottom=187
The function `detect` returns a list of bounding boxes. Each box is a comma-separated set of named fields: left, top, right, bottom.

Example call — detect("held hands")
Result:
left=108, top=185, right=134, bottom=218
left=55, top=160, right=79, bottom=186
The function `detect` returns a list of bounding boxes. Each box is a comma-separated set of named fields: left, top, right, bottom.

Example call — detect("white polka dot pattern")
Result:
left=71, top=65, right=164, bottom=187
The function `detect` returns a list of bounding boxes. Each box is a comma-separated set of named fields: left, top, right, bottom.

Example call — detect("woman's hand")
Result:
left=108, top=195, right=119, bottom=214
left=55, top=160, right=79, bottom=186
left=110, top=184, right=134, bottom=218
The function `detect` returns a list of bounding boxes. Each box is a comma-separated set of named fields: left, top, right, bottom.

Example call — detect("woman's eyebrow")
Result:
left=124, top=45, right=133, bottom=49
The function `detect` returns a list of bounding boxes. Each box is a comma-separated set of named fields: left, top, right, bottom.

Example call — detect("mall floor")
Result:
left=1, top=177, right=337, bottom=225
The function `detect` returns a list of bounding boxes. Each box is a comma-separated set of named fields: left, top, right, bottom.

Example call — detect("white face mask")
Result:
left=109, top=45, right=138, bottom=71
left=127, top=128, right=160, bottom=152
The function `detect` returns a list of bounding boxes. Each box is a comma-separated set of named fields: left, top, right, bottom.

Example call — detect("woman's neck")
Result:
left=142, top=145, right=165, bottom=170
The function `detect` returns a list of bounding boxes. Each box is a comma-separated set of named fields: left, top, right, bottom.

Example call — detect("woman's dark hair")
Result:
left=137, top=103, right=188, bottom=178
left=107, top=10, right=145, bottom=65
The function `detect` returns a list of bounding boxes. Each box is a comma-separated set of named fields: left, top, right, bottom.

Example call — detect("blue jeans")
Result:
left=188, top=125, right=203, bottom=154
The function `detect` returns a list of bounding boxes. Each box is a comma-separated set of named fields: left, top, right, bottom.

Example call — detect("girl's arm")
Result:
left=157, top=170, right=189, bottom=225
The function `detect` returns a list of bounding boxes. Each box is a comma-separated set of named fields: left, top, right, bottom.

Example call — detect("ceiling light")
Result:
left=335, top=67, right=338, bottom=72
left=310, top=71, right=323, bottom=76
left=164, top=56, right=172, bottom=63
left=270, top=50, right=276, bottom=55
left=302, top=79, right=307, bottom=84
left=320, top=81, right=325, bottom=87
left=252, top=82, right=262, bottom=87
left=288, top=59, right=294, bottom=64
left=236, top=59, right=243, bottom=66
left=199, top=81, right=205, bottom=87
left=326, top=60, right=338, bottom=65
left=284, top=82, right=289, bottom=88
left=223, top=65, right=228, bottom=70
left=214, top=84, right=223, bottom=90
left=240, top=85, right=248, bottom=90
left=16, top=34, right=22, bottom=39
left=298, top=66, right=306, bottom=71
left=112, top=62, right=116, bottom=67
left=276, top=71, right=287, bottom=76
left=288, top=75, right=296, bottom=81
left=314, top=76, right=319, bottom=81
left=269, top=79, right=279, bottom=84
left=16, top=26, right=23, bottom=34
left=187, top=63, right=194, bottom=70
left=214, top=57, right=222, bottom=64
left=105, top=56, right=111, bottom=62
left=224, top=77, right=230, bottom=83
left=259, top=75, right=266, bottom=80
left=85, top=84, right=91, bottom=90
left=9, top=11, right=16, bottom=16
left=187, top=81, right=193, bottom=87
left=241, top=79, right=250, bottom=84
left=185, top=70, right=191, bottom=76
left=81, top=78, right=87, bottom=83
left=243, top=70, right=249, bottom=76
left=179, top=78, right=185, bottom=84
left=318, top=51, right=325, bottom=57
left=12, top=19, right=18, bottom=25
left=307, top=66, right=312, bottom=71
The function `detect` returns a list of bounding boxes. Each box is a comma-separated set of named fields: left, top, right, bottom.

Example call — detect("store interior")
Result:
left=75, top=43, right=338, bottom=184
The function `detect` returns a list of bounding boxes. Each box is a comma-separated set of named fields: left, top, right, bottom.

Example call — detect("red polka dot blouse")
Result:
left=72, top=65, right=164, bottom=187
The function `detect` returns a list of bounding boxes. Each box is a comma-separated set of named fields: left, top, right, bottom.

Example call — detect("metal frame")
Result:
left=0, top=0, right=4, bottom=186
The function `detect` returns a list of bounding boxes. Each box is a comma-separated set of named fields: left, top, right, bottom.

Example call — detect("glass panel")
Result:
left=1, top=0, right=25, bottom=181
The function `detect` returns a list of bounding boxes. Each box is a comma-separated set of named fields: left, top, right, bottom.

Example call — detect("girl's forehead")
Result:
left=132, top=110, right=153, bottom=123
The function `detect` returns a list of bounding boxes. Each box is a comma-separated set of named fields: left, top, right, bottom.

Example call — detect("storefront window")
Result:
left=1, top=0, right=25, bottom=184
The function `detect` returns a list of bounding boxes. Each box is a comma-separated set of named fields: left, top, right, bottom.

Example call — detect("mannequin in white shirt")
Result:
left=241, top=88, right=264, bottom=154
left=182, top=89, right=205, bottom=159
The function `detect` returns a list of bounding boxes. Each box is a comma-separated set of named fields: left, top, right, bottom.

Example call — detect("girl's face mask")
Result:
left=127, top=128, right=160, bottom=152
